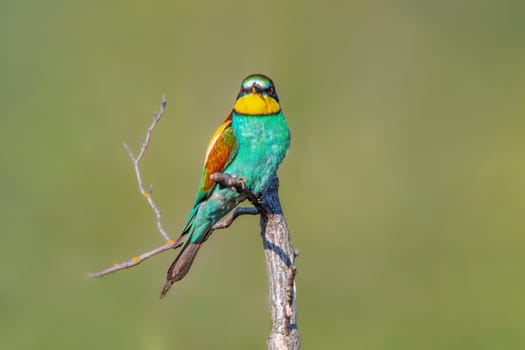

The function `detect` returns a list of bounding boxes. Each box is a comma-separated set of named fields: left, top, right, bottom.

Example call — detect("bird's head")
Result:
left=233, top=74, right=281, bottom=116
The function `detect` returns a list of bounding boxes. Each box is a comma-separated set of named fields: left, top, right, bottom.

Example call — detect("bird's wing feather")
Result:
left=181, top=113, right=237, bottom=233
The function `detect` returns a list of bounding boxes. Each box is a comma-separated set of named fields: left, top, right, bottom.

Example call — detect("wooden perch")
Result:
left=210, top=174, right=301, bottom=348
left=260, top=176, right=301, bottom=350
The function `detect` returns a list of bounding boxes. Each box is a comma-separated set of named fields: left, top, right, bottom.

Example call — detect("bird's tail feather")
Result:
left=160, top=242, right=202, bottom=298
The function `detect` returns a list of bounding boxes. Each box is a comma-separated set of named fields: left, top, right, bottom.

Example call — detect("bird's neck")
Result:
left=233, top=94, right=280, bottom=116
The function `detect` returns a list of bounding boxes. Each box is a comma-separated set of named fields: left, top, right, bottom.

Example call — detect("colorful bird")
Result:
left=160, top=74, right=290, bottom=297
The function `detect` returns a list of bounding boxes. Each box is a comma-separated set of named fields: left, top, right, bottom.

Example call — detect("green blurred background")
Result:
left=2, top=0, right=525, bottom=349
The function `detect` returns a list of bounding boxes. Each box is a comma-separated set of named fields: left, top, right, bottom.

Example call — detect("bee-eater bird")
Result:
left=160, top=74, right=290, bottom=298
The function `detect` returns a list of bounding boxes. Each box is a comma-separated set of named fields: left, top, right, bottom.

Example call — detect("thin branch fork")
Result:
left=123, top=94, right=171, bottom=242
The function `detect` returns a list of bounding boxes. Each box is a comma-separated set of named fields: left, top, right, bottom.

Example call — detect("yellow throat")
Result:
left=233, top=94, right=280, bottom=116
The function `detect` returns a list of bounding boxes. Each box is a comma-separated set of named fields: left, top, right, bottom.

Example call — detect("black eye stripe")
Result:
left=238, top=84, right=278, bottom=101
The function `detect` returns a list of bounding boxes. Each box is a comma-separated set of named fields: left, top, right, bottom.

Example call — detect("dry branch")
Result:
left=260, top=176, right=301, bottom=349
left=89, top=206, right=257, bottom=277
left=123, top=94, right=171, bottom=242
left=89, top=237, right=184, bottom=277
left=89, top=95, right=300, bottom=349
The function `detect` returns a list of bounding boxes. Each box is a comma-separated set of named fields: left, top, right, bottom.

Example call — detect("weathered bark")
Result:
left=260, top=176, right=300, bottom=350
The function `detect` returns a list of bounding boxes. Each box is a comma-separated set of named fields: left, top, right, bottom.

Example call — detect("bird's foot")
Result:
left=210, top=173, right=248, bottom=192
left=210, top=172, right=268, bottom=218
left=235, top=177, right=248, bottom=191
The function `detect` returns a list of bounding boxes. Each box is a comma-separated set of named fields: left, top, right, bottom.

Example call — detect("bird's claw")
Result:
left=237, top=177, right=248, bottom=190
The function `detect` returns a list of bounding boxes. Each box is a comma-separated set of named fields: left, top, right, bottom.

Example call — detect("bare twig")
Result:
left=123, top=94, right=171, bottom=242
left=212, top=207, right=259, bottom=229
left=89, top=206, right=257, bottom=277
left=89, top=236, right=185, bottom=277
left=90, top=95, right=175, bottom=278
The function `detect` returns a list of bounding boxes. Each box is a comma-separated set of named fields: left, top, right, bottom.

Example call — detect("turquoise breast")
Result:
left=229, top=111, right=290, bottom=194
